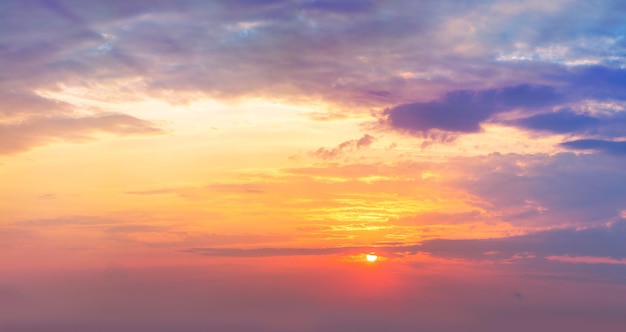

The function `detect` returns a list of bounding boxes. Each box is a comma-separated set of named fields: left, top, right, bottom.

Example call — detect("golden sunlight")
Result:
left=366, top=253, right=378, bottom=262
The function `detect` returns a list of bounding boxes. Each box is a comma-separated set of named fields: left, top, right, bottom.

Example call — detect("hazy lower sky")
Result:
left=2, top=1, right=626, bottom=331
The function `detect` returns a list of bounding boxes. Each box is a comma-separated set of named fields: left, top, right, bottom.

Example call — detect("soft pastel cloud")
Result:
left=0, top=113, right=162, bottom=154
left=308, top=134, right=376, bottom=160
left=456, top=153, right=626, bottom=225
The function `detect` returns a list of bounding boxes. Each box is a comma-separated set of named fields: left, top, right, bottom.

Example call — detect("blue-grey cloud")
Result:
left=561, top=66, right=626, bottom=101
left=384, top=84, right=562, bottom=134
left=1, top=0, right=624, bottom=125
left=301, top=0, right=376, bottom=13
left=383, top=65, right=626, bottom=138
left=458, top=153, right=626, bottom=225
left=187, top=220, right=626, bottom=262
left=514, top=107, right=626, bottom=146
left=516, top=109, right=601, bottom=134
left=560, top=139, right=626, bottom=155
left=421, top=220, right=626, bottom=260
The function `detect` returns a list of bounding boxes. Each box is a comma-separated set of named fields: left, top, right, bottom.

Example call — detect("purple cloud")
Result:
left=186, top=220, right=626, bottom=263
left=516, top=109, right=602, bottom=134
left=560, top=139, right=626, bottom=155
left=384, top=84, right=561, bottom=134
left=458, top=153, right=626, bottom=225
left=421, top=220, right=626, bottom=261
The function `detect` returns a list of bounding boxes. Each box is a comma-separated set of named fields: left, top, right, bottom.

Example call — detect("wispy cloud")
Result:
left=186, top=220, right=626, bottom=271
left=560, top=139, right=626, bottom=155
left=308, top=134, right=376, bottom=160
left=0, top=114, right=162, bottom=154
left=421, top=220, right=626, bottom=261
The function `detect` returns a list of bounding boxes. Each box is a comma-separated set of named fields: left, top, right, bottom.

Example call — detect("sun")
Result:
left=365, top=253, right=378, bottom=262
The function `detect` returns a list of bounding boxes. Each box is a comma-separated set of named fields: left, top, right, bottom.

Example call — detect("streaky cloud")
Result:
left=185, top=244, right=421, bottom=258
left=560, top=139, right=626, bottom=155
left=308, top=134, right=376, bottom=160
left=421, top=220, right=626, bottom=261
left=0, top=113, right=163, bottom=155
left=516, top=109, right=601, bottom=134
left=186, top=221, right=626, bottom=265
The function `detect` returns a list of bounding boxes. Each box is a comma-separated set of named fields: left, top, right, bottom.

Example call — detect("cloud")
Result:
left=513, top=108, right=626, bottom=150
left=301, top=0, right=377, bottom=13
left=11, top=215, right=118, bottom=227
left=0, top=0, right=623, bottom=113
left=186, top=220, right=626, bottom=270
left=516, top=109, right=602, bottom=134
left=380, top=65, right=626, bottom=145
left=185, top=245, right=382, bottom=258
left=545, top=255, right=626, bottom=265
left=456, top=153, right=626, bottom=225
left=384, top=84, right=561, bottom=134
left=0, top=113, right=162, bottom=154
left=124, top=183, right=264, bottom=200
left=7, top=213, right=290, bottom=248
left=1, top=0, right=624, bottom=132
left=0, top=91, right=73, bottom=118
left=308, top=134, right=376, bottom=160
left=392, top=211, right=484, bottom=226
left=120, top=152, right=626, bottom=233
left=0, top=228, right=37, bottom=249
left=0, top=0, right=428, bottom=107
left=420, top=220, right=626, bottom=261
left=38, top=194, right=58, bottom=200
left=563, top=66, right=626, bottom=101
left=560, top=139, right=626, bottom=155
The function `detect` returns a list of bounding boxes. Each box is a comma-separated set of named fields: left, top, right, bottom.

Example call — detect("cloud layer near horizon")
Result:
left=186, top=220, right=626, bottom=263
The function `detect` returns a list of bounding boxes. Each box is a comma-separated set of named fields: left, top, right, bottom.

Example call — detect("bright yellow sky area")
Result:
left=2, top=86, right=526, bottom=267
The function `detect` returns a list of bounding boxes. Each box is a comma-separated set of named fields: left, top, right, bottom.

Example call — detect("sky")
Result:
left=1, top=0, right=626, bottom=331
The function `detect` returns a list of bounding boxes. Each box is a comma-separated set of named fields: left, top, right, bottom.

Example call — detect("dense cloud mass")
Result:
left=2, top=0, right=625, bottom=97
left=1, top=0, right=625, bottom=153
left=385, top=84, right=562, bottom=134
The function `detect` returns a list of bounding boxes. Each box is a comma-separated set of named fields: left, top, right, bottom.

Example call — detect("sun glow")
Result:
left=366, top=253, right=378, bottom=262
